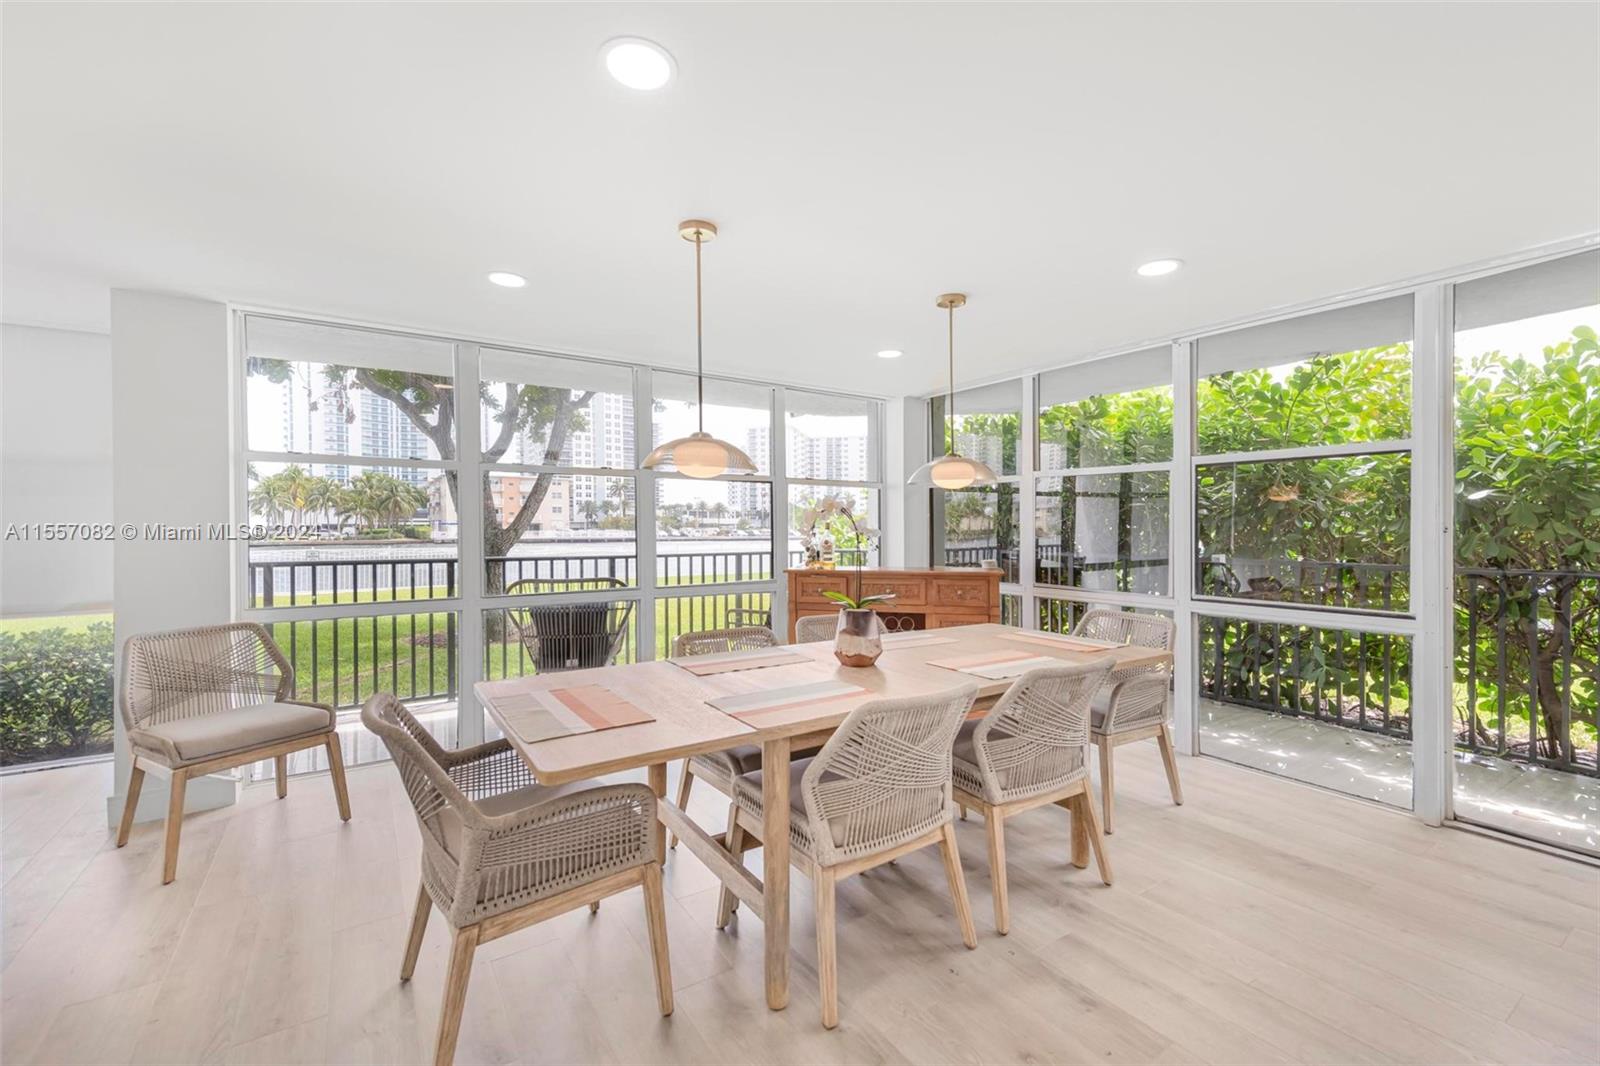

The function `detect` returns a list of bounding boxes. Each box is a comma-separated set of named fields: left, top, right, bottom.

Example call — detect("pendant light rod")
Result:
left=680, top=219, right=718, bottom=434
left=937, top=293, right=967, bottom=457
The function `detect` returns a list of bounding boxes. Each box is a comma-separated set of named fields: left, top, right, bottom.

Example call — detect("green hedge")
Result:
left=0, top=622, right=116, bottom=765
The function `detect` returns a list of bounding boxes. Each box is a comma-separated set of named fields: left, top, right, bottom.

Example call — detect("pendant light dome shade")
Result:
left=908, top=292, right=999, bottom=488
left=642, top=431, right=757, bottom=479
left=643, top=219, right=756, bottom=479
left=908, top=453, right=997, bottom=489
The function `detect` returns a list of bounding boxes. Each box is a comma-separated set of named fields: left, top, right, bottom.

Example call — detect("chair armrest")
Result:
left=1103, top=672, right=1171, bottom=732
left=478, top=783, right=656, bottom=869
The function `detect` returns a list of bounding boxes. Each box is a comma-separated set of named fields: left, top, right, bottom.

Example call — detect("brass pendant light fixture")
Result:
left=641, top=219, right=759, bottom=479
left=908, top=292, right=999, bottom=488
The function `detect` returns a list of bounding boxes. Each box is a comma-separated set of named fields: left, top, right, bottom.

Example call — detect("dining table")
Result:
left=474, top=621, right=1172, bottom=1012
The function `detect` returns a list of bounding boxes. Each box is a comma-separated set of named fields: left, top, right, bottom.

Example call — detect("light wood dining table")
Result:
left=475, top=621, right=1172, bottom=1012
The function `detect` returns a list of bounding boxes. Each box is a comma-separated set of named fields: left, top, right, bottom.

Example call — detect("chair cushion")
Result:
left=130, top=701, right=334, bottom=765
left=689, top=744, right=765, bottom=784
left=690, top=742, right=823, bottom=792
left=733, top=757, right=847, bottom=856
left=1089, top=689, right=1113, bottom=732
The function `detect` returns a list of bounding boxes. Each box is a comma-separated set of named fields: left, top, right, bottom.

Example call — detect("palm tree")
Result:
left=607, top=480, right=631, bottom=519
left=578, top=499, right=601, bottom=529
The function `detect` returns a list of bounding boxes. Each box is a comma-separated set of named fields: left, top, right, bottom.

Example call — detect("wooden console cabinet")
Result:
left=785, top=566, right=1002, bottom=642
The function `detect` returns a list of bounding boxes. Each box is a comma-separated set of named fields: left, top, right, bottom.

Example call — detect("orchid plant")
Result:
left=801, top=494, right=889, bottom=610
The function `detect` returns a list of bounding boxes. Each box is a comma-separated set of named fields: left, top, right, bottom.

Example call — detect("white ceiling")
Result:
left=5, top=2, right=1597, bottom=397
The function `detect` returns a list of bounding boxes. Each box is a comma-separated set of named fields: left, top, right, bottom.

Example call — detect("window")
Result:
left=657, top=477, right=772, bottom=585
left=942, top=484, right=1019, bottom=581
left=1036, top=472, right=1170, bottom=595
left=935, top=380, right=1021, bottom=477
left=477, top=351, right=638, bottom=598
left=1196, top=297, right=1413, bottom=454
left=1193, top=295, right=1414, bottom=612
left=652, top=372, right=772, bottom=473
left=1451, top=250, right=1599, bottom=854
left=786, top=390, right=876, bottom=482
left=1038, top=348, right=1173, bottom=469
left=245, top=317, right=453, bottom=461
left=789, top=484, right=878, bottom=569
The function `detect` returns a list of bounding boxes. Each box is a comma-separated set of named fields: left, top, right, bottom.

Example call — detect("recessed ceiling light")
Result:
left=601, top=37, right=675, bottom=91
left=487, top=271, right=527, bottom=288
left=1136, top=258, right=1184, bottom=278
left=877, top=349, right=903, bottom=359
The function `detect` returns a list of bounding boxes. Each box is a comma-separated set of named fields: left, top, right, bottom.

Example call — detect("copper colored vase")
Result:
left=833, top=608, right=884, bottom=667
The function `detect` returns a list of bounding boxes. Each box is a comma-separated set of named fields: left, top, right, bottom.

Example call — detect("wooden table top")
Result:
left=476, top=623, right=1171, bottom=785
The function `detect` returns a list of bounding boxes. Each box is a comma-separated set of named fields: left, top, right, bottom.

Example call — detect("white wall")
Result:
left=109, top=291, right=237, bottom=822
left=883, top=396, right=931, bottom=568
left=0, top=324, right=113, bottom=616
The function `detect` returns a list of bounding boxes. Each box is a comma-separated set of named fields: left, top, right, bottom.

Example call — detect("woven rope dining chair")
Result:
left=1073, top=608, right=1181, bottom=832
left=664, top=625, right=820, bottom=855
left=361, top=693, right=672, bottom=1066
left=725, top=685, right=980, bottom=1029
left=950, top=661, right=1115, bottom=934
left=793, top=613, right=837, bottom=644
left=117, top=623, right=349, bottom=884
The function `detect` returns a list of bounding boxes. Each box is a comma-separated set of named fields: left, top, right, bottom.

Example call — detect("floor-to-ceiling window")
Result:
left=1192, top=295, right=1417, bottom=808
left=932, top=380, right=1022, bottom=584
left=240, top=314, right=884, bottom=772
left=1035, top=345, right=1174, bottom=632
left=1450, top=250, right=1599, bottom=854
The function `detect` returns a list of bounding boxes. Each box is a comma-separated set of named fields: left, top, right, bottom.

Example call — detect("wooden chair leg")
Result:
left=668, top=761, right=693, bottom=849
left=116, top=760, right=145, bottom=847
left=433, top=925, right=479, bottom=1066
left=401, top=882, right=431, bottom=982
left=275, top=754, right=288, bottom=799
left=640, top=862, right=674, bottom=1017
left=1069, top=784, right=1090, bottom=869
left=161, top=769, right=187, bottom=885
left=1075, top=791, right=1113, bottom=886
left=814, top=866, right=839, bottom=1029
left=1098, top=738, right=1116, bottom=834
left=985, top=807, right=1009, bottom=935
left=589, top=901, right=600, bottom=914
left=958, top=802, right=967, bottom=821
left=715, top=802, right=744, bottom=929
left=938, top=823, right=978, bottom=950
left=326, top=733, right=352, bottom=822
left=1157, top=723, right=1184, bottom=806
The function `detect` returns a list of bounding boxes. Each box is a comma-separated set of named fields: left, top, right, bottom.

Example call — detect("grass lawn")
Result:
left=0, top=612, right=113, bottom=635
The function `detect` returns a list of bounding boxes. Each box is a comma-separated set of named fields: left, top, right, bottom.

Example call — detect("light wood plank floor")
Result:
left=2, top=746, right=1596, bottom=1065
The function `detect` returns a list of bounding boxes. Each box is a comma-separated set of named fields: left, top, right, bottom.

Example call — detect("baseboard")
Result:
left=104, top=771, right=240, bottom=827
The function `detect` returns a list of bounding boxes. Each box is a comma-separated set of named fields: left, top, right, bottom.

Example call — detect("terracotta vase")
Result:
left=833, top=608, right=883, bottom=667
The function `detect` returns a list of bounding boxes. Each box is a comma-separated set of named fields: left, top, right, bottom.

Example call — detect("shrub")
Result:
left=0, top=622, right=116, bottom=765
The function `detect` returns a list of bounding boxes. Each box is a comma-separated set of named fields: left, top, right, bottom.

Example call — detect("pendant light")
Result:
left=908, top=293, right=999, bottom=488
left=641, top=219, right=759, bottom=479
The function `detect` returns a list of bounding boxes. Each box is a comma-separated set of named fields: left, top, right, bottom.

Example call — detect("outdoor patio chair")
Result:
left=1073, top=608, right=1182, bottom=832
left=117, top=622, right=350, bottom=884
left=950, top=661, right=1115, bottom=934
left=362, top=692, right=672, bottom=1066
left=665, top=625, right=821, bottom=852
left=725, top=685, right=980, bottom=1029
left=505, top=576, right=634, bottom=672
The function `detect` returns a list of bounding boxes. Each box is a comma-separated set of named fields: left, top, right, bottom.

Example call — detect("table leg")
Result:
left=648, top=762, right=667, bottom=865
left=761, top=736, right=791, bottom=1011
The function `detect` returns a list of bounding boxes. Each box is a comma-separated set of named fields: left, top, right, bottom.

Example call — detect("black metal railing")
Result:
left=268, top=610, right=458, bottom=711
left=1457, top=568, right=1598, bottom=778
left=1198, top=615, right=1412, bottom=739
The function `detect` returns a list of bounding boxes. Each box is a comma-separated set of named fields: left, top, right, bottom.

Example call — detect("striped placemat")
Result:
left=1000, top=632, right=1121, bottom=653
left=670, top=648, right=811, bottom=676
left=881, top=633, right=961, bottom=649
left=927, top=650, right=1069, bottom=680
left=490, top=684, right=654, bottom=744
left=706, top=679, right=868, bottom=723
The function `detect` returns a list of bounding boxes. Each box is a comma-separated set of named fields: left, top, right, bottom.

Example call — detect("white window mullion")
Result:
left=634, top=366, right=657, bottom=661
left=1411, top=284, right=1453, bottom=826
left=1171, top=339, right=1199, bottom=756
left=455, top=342, right=485, bottom=745
left=1019, top=375, right=1038, bottom=628
left=772, top=386, right=790, bottom=636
